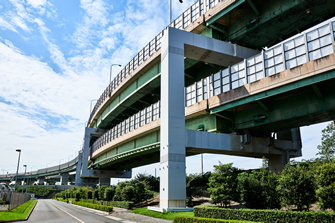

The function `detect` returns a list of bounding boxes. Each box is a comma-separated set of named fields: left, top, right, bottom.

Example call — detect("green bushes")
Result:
left=276, top=161, right=317, bottom=211
left=194, top=206, right=335, bottom=223
left=72, top=201, right=113, bottom=212
left=173, top=216, right=261, bottom=223
left=316, top=163, right=335, bottom=210
left=16, top=186, right=53, bottom=197
left=208, top=163, right=241, bottom=207
left=80, top=199, right=134, bottom=209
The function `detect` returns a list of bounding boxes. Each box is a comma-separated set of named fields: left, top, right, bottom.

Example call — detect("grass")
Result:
left=0, top=200, right=37, bottom=221
left=131, top=207, right=194, bottom=220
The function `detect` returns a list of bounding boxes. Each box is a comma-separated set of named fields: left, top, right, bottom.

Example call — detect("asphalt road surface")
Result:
left=19, top=199, right=121, bottom=223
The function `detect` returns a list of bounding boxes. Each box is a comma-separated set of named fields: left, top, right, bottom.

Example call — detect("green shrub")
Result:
left=194, top=206, right=335, bottom=223
left=237, top=169, right=280, bottom=209
left=80, top=199, right=134, bottom=209
left=173, top=216, right=261, bottom=223
left=75, top=192, right=80, bottom=201
left=316, top=163, right=335, bottom=211
left=186, top=174, right=203, bottom=206
left=208, top=163, right=241, bottom=207
left=72, top=201, right=113, bottom=212
left=276, top=162, right=317, bottom=211
left=104, top=187, right=115, bottom=201
left=121, top=185, right=135, bottom=202
left=93, top=189, right=99, bottom=200
left=87, top=190, right=93, bottom=199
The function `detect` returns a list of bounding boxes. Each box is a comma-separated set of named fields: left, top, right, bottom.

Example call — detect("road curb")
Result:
left=59, top=201, right=136, bottom=223
left=0, top=200, right=38, bottom=222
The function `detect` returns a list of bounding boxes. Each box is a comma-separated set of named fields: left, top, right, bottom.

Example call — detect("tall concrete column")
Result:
left=160, top=27, right=187, bottom=209
left=37, top=177, right=45, bottom=185
left=60, top=173, right=69, bottom=185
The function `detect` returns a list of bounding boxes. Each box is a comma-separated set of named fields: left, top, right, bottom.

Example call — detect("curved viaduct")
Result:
left=79, top=0, right=335, bottom=210
left=1, top=0, right=335, bottom=211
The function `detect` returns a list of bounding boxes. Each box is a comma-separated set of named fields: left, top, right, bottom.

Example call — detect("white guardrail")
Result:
left=90, top=19, right=335, bottom=155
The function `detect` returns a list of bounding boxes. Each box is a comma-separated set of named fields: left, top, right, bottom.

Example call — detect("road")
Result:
left=19, top=199, right=121, bottom=223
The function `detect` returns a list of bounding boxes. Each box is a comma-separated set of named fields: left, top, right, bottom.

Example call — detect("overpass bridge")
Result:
left=1, top=0, right=335, bottom=211
left=0, top=156, right=79, bottom=185
left=82, top=0, right=335, bottom=210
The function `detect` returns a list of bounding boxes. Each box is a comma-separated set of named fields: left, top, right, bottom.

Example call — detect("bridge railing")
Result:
left=87, top=0, right=221, bottom=126
left=90, top=100, right=161, bottom=155
left=185, top=19, right=335, bottom=106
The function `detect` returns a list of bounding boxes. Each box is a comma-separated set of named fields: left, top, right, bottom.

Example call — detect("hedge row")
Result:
left=72, top=201, right=113, bottom=212
left=194, top=206, right=335, bottom=223
left=80, top=199, right=134, bottom=209
left=173, top=216, right=262, bottom=223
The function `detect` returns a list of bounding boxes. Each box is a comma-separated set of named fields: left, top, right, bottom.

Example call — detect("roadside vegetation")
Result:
left=0, top=200, right=37, bottom=221
left=52, top=123, right=335, bottom=223
left=54, top=173, right=159, bottom=209
left=16, top=186, right=54, bottom=197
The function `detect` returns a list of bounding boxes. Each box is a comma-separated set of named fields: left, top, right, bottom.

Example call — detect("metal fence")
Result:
left=185, top=20, right=335, bottom=106
left=9, top=192, right=31, bottom=210
left=87, top=0, right=225, bottom=126
left=90, top=101, right=161, bottom=155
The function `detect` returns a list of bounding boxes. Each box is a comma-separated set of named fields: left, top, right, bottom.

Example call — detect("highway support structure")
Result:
left=74, top=127, right=132, bottom=187
left=155, top=27, right=302, bottom=211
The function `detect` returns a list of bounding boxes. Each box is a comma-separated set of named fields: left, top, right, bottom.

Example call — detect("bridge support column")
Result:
left=160, top=27, right=187, bottom=210
left=37, top=177, right=45, bottom=185
left=99, top=177, right=110, bottom=186
left=60, top=173, right=69, bottom=185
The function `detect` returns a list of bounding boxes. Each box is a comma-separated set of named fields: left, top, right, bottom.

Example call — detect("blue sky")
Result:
left=0, top=0, right=330, bottom=183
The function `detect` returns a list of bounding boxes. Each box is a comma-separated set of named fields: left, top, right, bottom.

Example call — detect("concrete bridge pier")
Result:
left=159, top=27, right=259, bottom=211
left=75, top=127, right=132, bottom=187
left=60, top=173, right=69, bottom=185
left=37, top=177, right=45, bottom=185
left=267, top=128, right=302, bottom=172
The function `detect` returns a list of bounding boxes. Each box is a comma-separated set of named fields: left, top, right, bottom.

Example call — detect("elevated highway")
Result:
left=2, top=0, right=335, bottom=211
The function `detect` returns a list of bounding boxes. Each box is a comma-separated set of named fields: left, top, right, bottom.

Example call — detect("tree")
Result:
left=207, top=163, right=241, bottom=207
left=98, top=185, right=107, bottom=200
left=316, top=163, right=335, bottom=211
left=237, top=158, right=280, bottom=209
left=276, top=161, right=317, bottom=211
left=317, top=123, right=335, bottom=164
left=186, top=174, right=203, bottom=206
left=93, top=189, right=99, bottom=200
left=121, top=186, right=135, bottom=201
left=104, top=187, right=115, bottom=201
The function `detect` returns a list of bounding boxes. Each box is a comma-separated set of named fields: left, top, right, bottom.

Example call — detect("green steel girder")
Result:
left=211, top=70, right=335, bottom=133
left=207, top=0, right=246, bottom=26
left=206, top=0, right=335, bottom=49
left=211, top=70, right=335, bottom=114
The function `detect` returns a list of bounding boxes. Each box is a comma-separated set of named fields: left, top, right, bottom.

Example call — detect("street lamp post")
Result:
left=90, top=99, right=97, bottom=114
left=46, top=162, right=50, bottom=173
left=169, top=0, right=183, bottom=24
left=14, top=149, right=21, bottom=192
left=29, top=166, right=34, bottom=193
left=22, top=165, right=27, bottom=193
left=110, top=64, right=122, bottom=85
left=59, top=159, right=63, bottom=170
left=68, top=155, right=73, bottom=167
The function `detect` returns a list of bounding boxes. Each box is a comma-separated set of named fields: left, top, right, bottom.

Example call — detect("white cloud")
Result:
left=26, top=0, right=46, bottom=9
left=0, top=17, right=18, bottom=33
left=12, top=16, right=30, bottom=31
